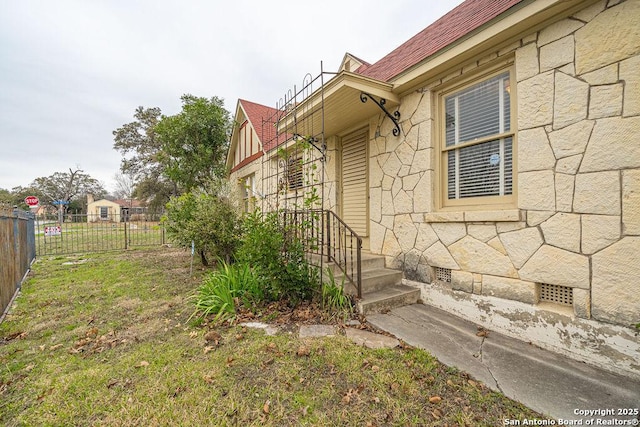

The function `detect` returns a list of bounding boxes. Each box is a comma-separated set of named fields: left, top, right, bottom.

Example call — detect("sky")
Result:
left=0, top=0, right=463, bottom=194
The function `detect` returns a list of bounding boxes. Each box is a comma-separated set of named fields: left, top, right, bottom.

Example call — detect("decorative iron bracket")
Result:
left=294, top=134, right=326, bottom=161
left=360, top=92, right=401, bottom=136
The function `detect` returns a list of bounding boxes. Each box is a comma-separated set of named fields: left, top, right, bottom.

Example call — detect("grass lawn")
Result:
left=0, top=248, right=542, bottom=426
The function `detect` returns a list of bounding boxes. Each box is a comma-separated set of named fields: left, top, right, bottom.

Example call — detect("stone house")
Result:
left=227, top=0, right=640, bottom=379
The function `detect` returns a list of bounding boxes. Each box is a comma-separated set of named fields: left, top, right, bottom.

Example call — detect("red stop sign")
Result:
left=24, top=196, right=39, bottom=206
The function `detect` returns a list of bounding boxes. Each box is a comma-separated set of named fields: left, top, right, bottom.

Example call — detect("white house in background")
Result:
left=227, top=0, right=640, bottom=379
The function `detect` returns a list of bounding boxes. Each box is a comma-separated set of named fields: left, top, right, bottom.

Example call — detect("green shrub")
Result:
left=163, top=179, right=240, bottom=266
left=236, top=210, right=318, bottom=306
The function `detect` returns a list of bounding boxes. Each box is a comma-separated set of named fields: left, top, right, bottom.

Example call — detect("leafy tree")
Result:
left=162, top=179, right=240, bottom=266
left=30, top=168, right=105, bottom=212
left=113, top=96, right=231, bottom=208
left=155, top=95, right=231, bottom=192
left=113, top=106, right=174, bottom=209
left=113, top=106, right=163, bottom=180
left=0, top=188, right=13, bottom=205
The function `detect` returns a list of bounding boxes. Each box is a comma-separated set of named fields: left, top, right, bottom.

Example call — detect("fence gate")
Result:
left=35, top=213, right=165, bottom=256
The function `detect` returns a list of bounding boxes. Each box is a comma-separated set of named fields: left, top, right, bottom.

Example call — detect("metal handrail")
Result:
left=282, top=209, right=362, bottom=298
left=325, top=210, right=362, bottom=298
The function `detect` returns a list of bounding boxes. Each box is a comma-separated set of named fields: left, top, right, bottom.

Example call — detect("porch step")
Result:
left=357, top=285, right=421, bottom=316
left=312, top=250, right=418, bottom=315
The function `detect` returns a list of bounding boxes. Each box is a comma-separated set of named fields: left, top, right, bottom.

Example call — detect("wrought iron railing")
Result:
left=282, top=209, right=362, bottom=298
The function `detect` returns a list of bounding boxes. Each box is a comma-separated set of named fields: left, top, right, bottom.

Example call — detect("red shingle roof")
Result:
left=358, top=0, right=524, bottom=82
left=238, top=99, right=290, bottom=152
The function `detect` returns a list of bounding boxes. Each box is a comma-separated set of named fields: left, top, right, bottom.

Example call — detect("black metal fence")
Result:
left=1, top=205, right=36, bottom=320
left=35, top=213, right=165, bottom=256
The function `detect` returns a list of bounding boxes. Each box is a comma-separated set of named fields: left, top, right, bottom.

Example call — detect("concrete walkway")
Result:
left=367, top=304, right=640, bottom=422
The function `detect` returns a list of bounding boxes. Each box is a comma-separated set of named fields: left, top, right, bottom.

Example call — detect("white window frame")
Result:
left=99, top=206, right=109, bottom=220
left=438, top=65, right=516, bottom=210
left=241, top=174, right=256, bottom=213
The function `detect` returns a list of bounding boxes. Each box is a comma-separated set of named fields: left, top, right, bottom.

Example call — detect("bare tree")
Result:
left=112, top=172, right=136, bottom=205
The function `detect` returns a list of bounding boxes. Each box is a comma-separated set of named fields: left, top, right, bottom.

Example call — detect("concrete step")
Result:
left=325, top=266, right=403, bottom=295
left=316, top=251, right=386, bottom=273
left=359, top=268, right=404, bottom=294
left=357, top=284, right=420, bottom=315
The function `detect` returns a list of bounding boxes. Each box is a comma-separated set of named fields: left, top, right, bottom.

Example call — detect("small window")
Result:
left=440, top=69, right=515, bottom=207
left=287, top=156, right=303, bottom=190
left=242, top=174, right=256, bottom=212
left=100, top=206, right=109, bottom=220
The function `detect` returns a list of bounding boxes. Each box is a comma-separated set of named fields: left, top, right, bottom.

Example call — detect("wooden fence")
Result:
left=1, top=205, right=36, bottom=321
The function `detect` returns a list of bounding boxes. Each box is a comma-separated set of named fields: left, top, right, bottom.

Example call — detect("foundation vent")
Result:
left=435, top=267, right=452, bottom=283
left=539, top=283, right=573, bottom=306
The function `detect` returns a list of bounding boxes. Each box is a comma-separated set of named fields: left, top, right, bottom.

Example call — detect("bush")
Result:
left=163, top=179, right=240, bottom=266
left=236, top=210, right=318, bottom=306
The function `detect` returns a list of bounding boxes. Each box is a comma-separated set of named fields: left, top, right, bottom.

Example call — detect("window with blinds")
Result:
left=287, top=156, right=303, bottom=190
left=442, top=71, right=514, bottom=203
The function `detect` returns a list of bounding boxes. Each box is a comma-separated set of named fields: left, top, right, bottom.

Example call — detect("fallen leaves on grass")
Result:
left=204, top=330, right=221, bottom=346
left=429, top=395, right=442, bottom=404
left=296, top=345, right=310, bottom=357
left=70, top=329, right=122, bottom=355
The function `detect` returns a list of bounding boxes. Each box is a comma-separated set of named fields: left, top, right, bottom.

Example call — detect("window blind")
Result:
left=445, top=72, right=512, bottom=200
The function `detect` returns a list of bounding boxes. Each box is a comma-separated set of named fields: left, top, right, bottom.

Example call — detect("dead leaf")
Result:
left=203, top=346, right=215, bottom=354
left=296, top=345, right=310, bottom=357
left=235, top=334, right=244, bottom=341
left=136, top=360, right=150, bottom=368
left=390, top=382, right=399, bottom=391
left=262, top=399, right=270, bottom=414
left=226, top=357, right=234, bottom=367
left=468, top=379, right=477, bottom=387
left=341, top=395, right=351, bottom=405
left=203, top=375, right=214, bottom=384
left=189, top=331, right=198, bottom=339
left=476, top=330, right=489, bottom=338
left=429, top=396, right=442, bottom=404
left=50, top=344, right=63, bottom=351
left=371, top=365, right=380, bottom=372
left=446, top=379, right=455, bottom=387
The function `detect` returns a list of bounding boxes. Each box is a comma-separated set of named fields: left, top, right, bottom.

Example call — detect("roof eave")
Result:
left=391, top=0, right=591, bottom=95
left=277, top=71, right=398, bottom=137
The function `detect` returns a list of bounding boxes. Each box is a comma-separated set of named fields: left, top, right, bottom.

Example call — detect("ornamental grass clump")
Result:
left=191, top=261, right=260, bottom=322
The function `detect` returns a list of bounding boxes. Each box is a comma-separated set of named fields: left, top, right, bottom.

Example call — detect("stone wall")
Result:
left=369, top=0, right=640, bottom=328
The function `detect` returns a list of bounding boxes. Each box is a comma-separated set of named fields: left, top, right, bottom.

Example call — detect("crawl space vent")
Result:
left=435, top=267, right=452, bottom=283
left=539, top=283, right=573, bottom=306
